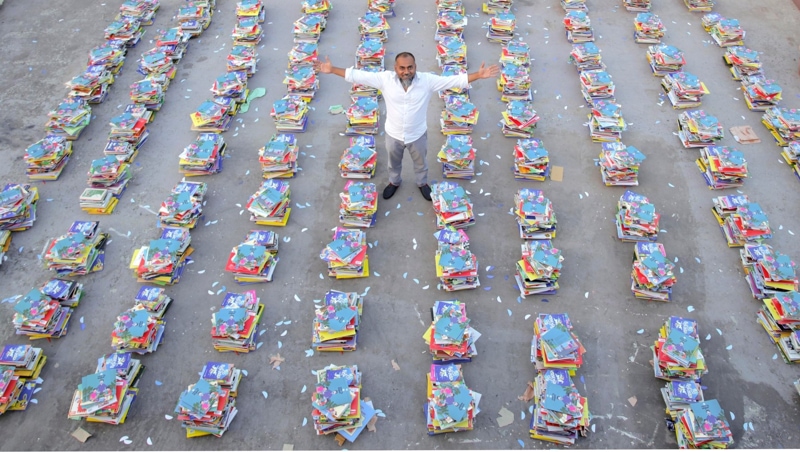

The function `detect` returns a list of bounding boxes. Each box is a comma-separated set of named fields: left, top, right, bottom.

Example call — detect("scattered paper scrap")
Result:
left=71, top=427, right=92, bottom=443
left=628, top=396, right=638, bottom=407
left=550, top=166, right=564, bottom=181
left=269, top=353, right=285, bottom=370
left=497, top=407, right=515, bottom=427
left=729, top=125, right=760, bottom=144
left=391, top=359, right=401, bottom=371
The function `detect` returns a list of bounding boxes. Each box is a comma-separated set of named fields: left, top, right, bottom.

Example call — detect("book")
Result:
left=225, top=231, right=279, bottom=283
left=515, top=240, right=564, bottom=296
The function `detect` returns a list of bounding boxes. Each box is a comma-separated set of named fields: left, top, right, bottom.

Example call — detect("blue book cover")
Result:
left=202, top=362, right=233, bottom=381
left=68, top=221, right=98, bottom=237
left=0, top=344, right=31, bottom=364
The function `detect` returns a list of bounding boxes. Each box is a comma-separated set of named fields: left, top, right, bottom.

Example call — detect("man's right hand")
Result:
left=315, top=56, right=333, bottom=74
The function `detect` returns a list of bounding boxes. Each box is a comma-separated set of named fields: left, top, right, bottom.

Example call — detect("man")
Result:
left=315, top=52, right=499, bottom=201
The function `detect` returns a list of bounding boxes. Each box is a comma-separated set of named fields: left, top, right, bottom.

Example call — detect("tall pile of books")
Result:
left=312, top=290, right=364, bottom=352
left=501, top=100, right=538, bottom=136
left=710, top=193, right=747, bottom=224
left=369, top=0, right=395, bottom=16
left=707, top=17, right=745, bottom=47
left=633, top=12, right=665, bottom=44
left=615, top=190, right=659, bottom=242
left=87, top=39, right=127, bottom=75
left=138, top=50, right=174, bottom=78
left=158, top=181, right=207, bottom=228
left=675, top=399, right=734, bottom=448
left=624, top=0, right=651, bottom=12
left=320, top=227, right=369, bottom=279
left=175, top=361, right=242, bottom=438
left=719, top=200, right=772, bottom=247
left=436, top=35, right=467, bottom=67
left=487, top=12, right=515, bottom=43
left=190, top=99, right=232, bottom=132
left=68, top=355, right=143, bottom=425
left=677, top=109, right=724, bottom=148
left=0, top=184, right=38, bottom=232
left=24, top=135, right=73, bottom=181
left=153, top=26, right=190, bottom=61
left=271, top=95, right=309, bottom=132
left=0, top=344, right=47, bottom=416
left=179, top=133, right=226, bottom=176
left=431, top=181, right=475, bottom=229
left=128, top=77, right=167, bottom=111
left=224, top=230, right=279, bottom=283
left=438, top=135, right=476, bottom=179
left=67, top=65, right=115, bottom=104
left=780, top=141, right=800, bottom=178
left=425, top=362, right=481, bottom=435
left=742, top=77, right=782, bottom=111
left=130, top=227, right=193, bottom=285
left=740, top=244, right=798, bottom=300
left=111, top=304, right=167, bottom=355
left=293, top=14, right=327, bottom=44
left=211, top=290, right=264, bottom=353
left=104, top=15, right=145, bottom=46
left=437, top=9, right=467, bottom=40
left=560, top=0, right=587, bottom=11
left=501, top=39, right=529, bottom=67
left=498, top=62, right=532, bottom=102
left=285, top=65, right=318, bottom=101
left=631, top=242, right=677, bottom=301
left=529, top=369, right=590, bottom=444
left=530, top=314, right=586, bottom=371
left=311, top=364, right=375, bottom=442
left=345, top=96, right=380, bottom=135
left=660, top=380, right=704, bottom=420
left=177, top=2, right=213, bottom=37
left=761, top=107, right=800, bottom=147
left=756, top=291, right=800, bottom=363
left=563, top=11, right=593, bottom=43
left=514, top=138, right=550, bottom=181
left=211, top=71, right=248, bottom=105
left=359, top=11, right=390, bottom=41
left=483, top=0, right=512, bottom=14
left=109, top=105, right=152, bottom=150
left=302, top=0, right=332, bottom=16
left=133, top=286, right=172, bottom=317
left=652, top=316, right=708, bottom=382
left=723, top=46, right=763, bottom=80
left=103, top=138, right=139, bottom=165
left=237, top=0, right=265, bottom=22
left=339, top=181, right=378, bottom=228
left=597, top=142, right=645, bottom=186
left=246, top=179, right=292, bottom=226
left=228, top=44, right=257, bottom=76
left=259, top=133, right=299, bottom=179
left=661, top=72, right=709, bottom=109
left=684, top=0, right=714, bottom=12
left=646, top=44, right=686, bottom=76
left=424, top=300, right=480, bottom=363
left=514, top=189, right=557, bottom=240
left=12, top=288, right=73, bottom=340
left=441, top=96, right=479, bottom=135
left=45, top=97, right=92, bottom=141
left=288, top=41, right=318, bottom=68
left=340, top=136, right=378, bottom=178
left=356, top=39, right=385, bottom=69
left=696, top=145, right=748, bottom=189
left=579, top=70, right=615, bottom=104
left=434, top=226, right=480, bottom=291
left=569, top=42, right=605, bottom=72
left=86, top=155, right=132, bottom=202
left=515, top=240, right=564, bottom=296
left=232, top=16, right=263, bottom=46
left=588, top=99, right=626, bottom=141
left=42, top=221, right=108, bottom=276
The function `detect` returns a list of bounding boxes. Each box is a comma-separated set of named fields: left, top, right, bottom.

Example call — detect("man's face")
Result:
left=395, top=55, right=416, bottom=82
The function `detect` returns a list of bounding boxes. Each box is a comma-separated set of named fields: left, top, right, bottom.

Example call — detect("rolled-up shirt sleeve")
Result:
left=425, top=72, right=470, bottom=93
left=344, top=67, right=385, bottom=90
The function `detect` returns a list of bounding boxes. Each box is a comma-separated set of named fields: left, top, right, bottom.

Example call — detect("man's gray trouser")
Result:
left=385, top=132, right=428, bottom=187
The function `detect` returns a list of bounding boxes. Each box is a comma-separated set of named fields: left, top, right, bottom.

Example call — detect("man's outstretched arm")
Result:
left=314, top=56, right=346, bottom=78
left=468, top=62, right=500, bottom=83
left=315, top=56, right=384, bottom=89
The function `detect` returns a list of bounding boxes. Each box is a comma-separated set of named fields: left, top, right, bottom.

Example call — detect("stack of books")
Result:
left=434, top=227, right=480, bottom=291
left=0, top=231, right=11, bottom=265
left=355, top=39, right=385, bottom=68
left=0, top=344, right=47, bottom=415
left=175, top=362, right=242, bottom=438
left=563, top=11, right=594, bottom=43
left=271, top=95, right=309, bottom=132
left=153, top=26, right=190, bottom=61
left=498, top=62, right=532, bottom=102
left=128, top=77, right=166, bottom=111
left=359, top=11, right=390, bottom=41
left=515, top=240, right=564, bottom=296
left=40, top=278, right=84, bottom=308
left=228, top=44, right=257, bottom=76
left=742, top=77, right=782, bottom=111
left=761, top=107, right=800, bottom=147
left=740, top=244, right=798, bottom=300
left=351, top=66, right=383, bottom=98
left=500, top=39, right=530, bottom=67
left=86, top=155, right=132, bottom=198
left=302, top=0, right=332, bottom=16
left=646, top=44, right=686, bottom=76
left=483, top=0, right=512, bottom=13
left=345, top=96, right=380, bottom=135
left=158, top=181, right=207, bottom=228
left=24, top=135, right=73, bottom=181
left=597, top=142, right=645, bottom=186
left=259, top=133, right=299, bottom=179
left=176, top=3, right=212, bottom=38
left=12, top=288, right=73, bottom=340
left=108, top=105, right=151, bottom=149
left=133, top=286, right=172, bottom=317
left=232, top=16, right=262, bottom=46
left=285, top=65, right=318, bottom=101
left=79, top=188, right=118, bottom=215
left=0, top=184, right=38, bottom=231
left=42, top=221, right=108, bottom=276
left=87, top=40, right=127, bottom=75
left=579, top=70, right=615, bottom=105
left=179, top=133, right=226, bottom=176
left=624, top=0, right=651, bottom=11
left=441, top=95, right=479, bottom=135
left=320, top=227, right=369, bottom=279
left=501, top=101, right=538, bottom=137
left=487, top=12, right=515, bottom=43
left=723, top=46, right=763, bottom=80
left=436, top=10, right=468, bottom=40
left=530, top=313, right=586, bottom=371
left=633, top=12, right=665, bottom=44
left=756, top=291, right=800, bottom=363
left=780, top=141, right=800, bottom=178
left=588, top=99, right=626, bottom=142
left=439, top=66, right=467, bottom=99
left=211, top=71, right=248, bottom=104
left=138, top=50, right=174, bottom=78
left=710, top=193, right=748, bottom=224
left=514, top=189, right=557, bottom=240
left=436, top=35, right=467, bottom=67
left=224, top=230, right=279, bottom=283
left=720, top=200, right=772, bottom=247
left=652, top=316, right=708, bottom=381
left=130, top=227, right=194, bottom=285
left=236, top=0, right=265, bottom=22
left=662, top=72, right=709, bottom=109
left=660, top=380, right=705, bottom=420
left=514, top=138, right=550, bottom=181
left=560, top=0, right=587, bottom=11
left=631, top=242, right=677, bottom=302
left=707, top=17, right=745, bottom=47
left=438, top=135, right=476, bottom=179
left=616, top=190, right=659, bottom=242
left=211, top=290, right=264, bottom=353
left=287, top=42, right=318, bottom=67
left=340, top=136, right=378, bottom=178
left=311, top=364, right=374, bottom=441
left=246, top=179, right=292, bottom=226
left=677, top=110, right=724, bottom=148
left=45, top=97, right=92, bottom=141
left=104, top=16, right=144, bottom=46
left=369, top=0, right=395, bottom=16
left=529, top=368, right=590, bottom=445
left=68, top=360, right=142, bottom=425
left=424, top=300, right=480, bottom=363
left=191, top=99, right=232, bottom=132
left=431, top=181, right=475, bottom=229
left=683, top=0, right=715, bottom=12
left=425, top=362, right=481, bottom=435
left=67, top=66, right=114, bottom=104
left=103, top=139, right=139, bottom=165
left=312, top=290, right=364, bottom=352
left=111, top=305, right=167, bottom=354
left=696, top=146, right=748, bottom=189
left=675, top=400, right=734, bottom=448
left=569, top=42, right=605, bottom=72
left=339, top=181, right=378, bottom=228
left=293, top=14, right=327, bottom=44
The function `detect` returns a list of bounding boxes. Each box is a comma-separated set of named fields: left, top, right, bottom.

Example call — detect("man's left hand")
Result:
left=478, top=62, right=500, bottom=79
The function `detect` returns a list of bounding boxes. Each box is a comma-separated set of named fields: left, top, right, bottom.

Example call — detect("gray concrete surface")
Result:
left=1, top=0, right=799, bottom=450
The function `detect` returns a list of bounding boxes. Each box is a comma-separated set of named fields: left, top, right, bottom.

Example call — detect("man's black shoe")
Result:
left=383, top=183, right=399, bottom=200
left=419, top=184, right=432, bottom=201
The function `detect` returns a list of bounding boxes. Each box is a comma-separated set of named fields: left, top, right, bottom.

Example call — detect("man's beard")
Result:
left=400, top=76, right=413, bottom=90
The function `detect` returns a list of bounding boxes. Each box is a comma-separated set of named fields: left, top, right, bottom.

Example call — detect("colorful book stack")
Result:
left=631, top=242, right=677, bottom=302
left=12, top=288, right=73, bottom=340
left=438, top=135, right=476, bottom=179
left=652, top=316, right=708, bottom=382
left=500, top=38, right=530, bottom=68
left=706, top=16, right=745, bottom=47
left=302, top=0, right=333, bottom=16
left=246, top=179, right=292, bottom=226
left=236, top=0, right=265, bottom=22
left=483, top=0, right=512, bottom=14
left=224, top=230, right=279, bottom=283
left=646, top=44, right=686, bottom=76
left=434, top=226, right=480, bottom=291
left=45, top=97, right=92, bottom=141
left=741, top=77, right=782, bottom=111
left=436, top=10, right=467, bottom=40
left=579, top=70, right=615, bottom=105
left=569, top=42, right=605, bottom=72
left=623, top=0, right=651, bottom=12
left=675, top=399, right=734, bottom=448
left=515, top=240, right=564, bottom=296
left=311, top=364, right=375, bottom=442
left=86, top=155, right=132, bottom=205
left=339, top=181, right=378, bottom=228
left=158, top=181, right=207, bottom=228
left=514, top=189, right=557, bottom=240
left=104, top=15, right=145, bottom=46
left=130, top=227, right=194, bottom=285
left=312, top=290, right=364, bottom=352
left=108, top=105, right=151, bottom=152
left=529, top=368, right=590, bottom=445
left=0, top=344, right=47, bottom=416
left=40, top=278, right=84, bottom=308
left=110, top=305, right=167, bottom=355
left=501, top=100, right=538, bottom=136
left=211, top=71, right=249, bottom=105
left=228, top=44, right=257, bottom=76
left=103, top=139, right=138, bottom=165
left=710, top=193, right=748, bottom=225
left=530, top=313, right=586, bottom=372
left=677, top=110, right=724, bottom=148
left=513, top=138, right=550, bottom=181
left=24, top=135, right=73, bottom=181
left=175, top=361, right=242, bottom=438
left=271, top=95, right=309, bottom=132
left=761, top=107, right=800, bottom=147
left=487, top=12, right=515, bottom=43
left=133, top=285, right=172, bottom=318
left=368, top=0, right=396, bottom=16
left=68, top=355, right=143, bottom=425
left=176, top=2, right=213, bottom=38
left=498, top=63, right=532, bottom=102
left=138, top=50, right=175, bottom=78
left=67, top=65, right=115, bottom=104
left=340, top=136, right=378, bottom=178
left=153, top=26, right=190, bottom=61
left=683, top=0, right=715, bottom=12
left=211, top=290, right=264, bottom=353
left=633, top=12, right=665, bottom=44
left=560, top=0, right=587, bottom=11
left=723, top=46, right=763, bottom=80
left=0, top=184, right=38, bottom=232
left=179, top=133, right=227, bottom=176
left=259, top=133, right=299, bottom=179
left=0, top=230, right=10, bottom=264
left=345, top=96, right=380, bottom=136
left=696, top=145, right=748, bottom=189
left=756, top=291, right=800, bottom=363
left=232, top=16, right=263, bottom=46
left=359, top=11, right=390, bottom=41
left=425, top=362, right=481, bottom=435
left=615, top=190, right=659, bottom=242
left=87, top=39, right=127, bottom=75
left=563, top=11, right=594, bottom=43
left=128, top=77, right=166, bottom=112
left=320, top=227, right=369, bottom=279
left=436, top=35, right=468, bottom=67
left=79, top=187, right=118, bottom=215
left=740, top=244, right=798, bottom=300
left=293, top=13, right=327, bottom=44
left=288, top=41, right=318, bottom=68
left=660, top=380, right=704, bottom=420
left=356, top=39, right=386, bottom=71
left=780, top=141, right=800, bottom=179
left=285, top=65, right=318, bottom=101
left=190, top=99, right=232, bottom=132
left=441, top=95, right=479, bottom=135
left=661, top=71, right=709, bottom=109
left=719, top=200, right=772, bottom=247
left=431, top=181, right=475, bottom=229
left=42, top=221, right=108, bottom=276
left=588, top=99, right=626, bottom=142
left=597, top=142, right=645, bottom=186
left=424, top=300, right=480, bottom=363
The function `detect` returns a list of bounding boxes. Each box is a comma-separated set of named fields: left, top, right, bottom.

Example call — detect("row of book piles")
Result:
left=11, top=278, right=83, bottom=340
left=615, top=190, right=659, bottom=242
left=528, top=313, right=590, bottom=445
left=499, top=41, right=537, bottom=132
left=513, top=189, right=562, bottom=297
left=623, top=0, right=651, bottom=12
left=0, top=344, right=47, bottom=416
left=68, top=352, right=144, bottom=425
left=130, top=227, right=194, bottom=285
left=633, top=12, right=665, bottom=44
left=652, top=316, right=734, bottom=448
left=111, top=287, right=171, bottom=355
left=677, top=109, right=724, bottom=148
left=211, top=290, right=264, bottom=352
left=320, top=227, right=369, bottom=279
left=424, top=300, right=482, bottom=435
left=596, top=142, right=645, bottom=186
left=312, top=290, right=364, bottom=352
left=311, top=364, right=376, bottom=443
left=224, top=230, right=279, bottom=283
left=631, top=242, right=677, bottom=302
left=434, top=227, right=480, bottom=291
left=175, top=361, right=243, bottom=437
left=42, top=221, right=107, bottom=276
left=695, top=145, right=748, bottom=189
left=710, top=194, right=772, bottom=247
